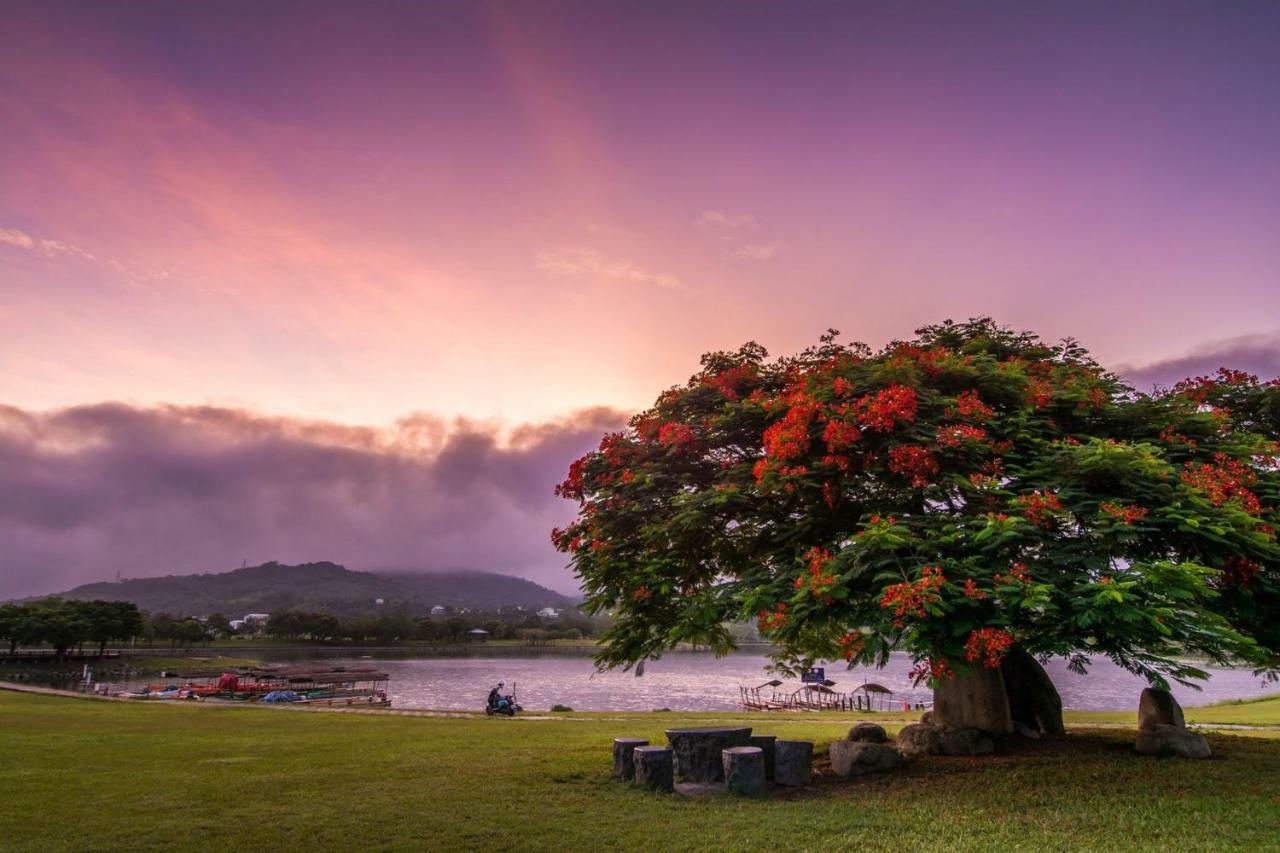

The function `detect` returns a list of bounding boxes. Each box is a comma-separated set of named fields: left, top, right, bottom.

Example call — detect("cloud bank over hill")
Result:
left=0, top=403, right=626, bottom=599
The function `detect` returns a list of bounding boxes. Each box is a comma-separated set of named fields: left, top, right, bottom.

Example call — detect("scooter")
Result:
left=485, top=682, right=522, bottom=716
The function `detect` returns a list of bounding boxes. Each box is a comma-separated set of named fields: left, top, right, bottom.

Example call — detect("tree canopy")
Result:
left=553, top=319, right=1279, bottom=688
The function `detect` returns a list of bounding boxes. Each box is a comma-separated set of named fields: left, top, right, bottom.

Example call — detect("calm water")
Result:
left=303, top=651, right=1274, bottom=713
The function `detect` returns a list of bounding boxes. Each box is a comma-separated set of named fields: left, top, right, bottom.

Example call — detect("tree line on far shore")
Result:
left=0, top=599, right=146, bottom=658
left=258, top=608, right=597, bottom=644
left=0, top=599, right=604, bottom=657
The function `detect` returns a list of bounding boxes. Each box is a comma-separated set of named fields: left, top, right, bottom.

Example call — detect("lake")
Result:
left=269, top=650, right=1276, bottom=713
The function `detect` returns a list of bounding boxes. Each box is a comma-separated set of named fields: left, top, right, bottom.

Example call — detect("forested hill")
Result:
left=51, top=562, right=579, bottom=617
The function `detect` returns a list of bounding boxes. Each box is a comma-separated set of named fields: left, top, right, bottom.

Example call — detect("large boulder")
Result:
left=1138, top=688, right=1185, bottom=731
left=931, top=667, right=1013, bottom=734
left=936, top=727, right=995, bottom=756
left=1001, top=647, right=1065, bottom=736
left=896, top=723, right=943, bottom=757
left=847, top=722, right=888, bottom=743
left=1135, top=724, right=1211, bottom=759
left=829, top=741, right=905, bottom=777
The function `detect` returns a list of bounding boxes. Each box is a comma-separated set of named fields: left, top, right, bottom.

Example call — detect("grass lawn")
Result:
left=1, top=692, right=1277, bottom=852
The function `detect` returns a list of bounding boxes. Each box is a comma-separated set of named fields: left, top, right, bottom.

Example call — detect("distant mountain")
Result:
left=51, top=561, right=578, bottom=617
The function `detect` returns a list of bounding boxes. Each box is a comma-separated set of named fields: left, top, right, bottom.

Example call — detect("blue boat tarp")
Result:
left=261, top=690, right=302, bottom=703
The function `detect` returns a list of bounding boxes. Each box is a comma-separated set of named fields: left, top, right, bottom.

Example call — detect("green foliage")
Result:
left=554, top=319, right=1280, bottom=686
left=0, top=599, right=146, bottom=656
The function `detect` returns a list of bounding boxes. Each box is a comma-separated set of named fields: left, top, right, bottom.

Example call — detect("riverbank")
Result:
left=1, top=689, right=1277, bottom=852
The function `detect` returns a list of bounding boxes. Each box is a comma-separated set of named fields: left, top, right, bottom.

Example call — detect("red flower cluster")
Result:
left=763, top=404, right=816, bottom=461
left=1100, top=502, right=1149, bottom=525
left=757, top=602, right=788, bottom=633
left=555, top=457, right=588, bottom=500
left=995, top=562, right=1031, bottom=585
left=965, top=627, right=1014, bottom=668
left=951, top=389, right=995, bottom=422
left=854, top=385, right=918, bottom=431
left=909, top=657, right=954, bottom=685
left=838, top=630, right=866, bottom=661
left=1016, top=490, right=1062, bottom=527
left=1025, top=379, right=1053, bottom=409
left=598, top=432, right=632, bottom=466
left=888, top=445, right=939, bottom=487
left=822, top=481, right=839, bottom=510
left=1181, top=453, right=1262, bottom=515
left=632, top=586, right=651, bottom=601
left=832, top=377, right=856, bottom=397
left=1218, top=556, right=1261, bottom=588
left=1173, top=369, right=1258, bottom=403
left=822, top=419, right=862, bottom=453
left=794, top=547, right=838, bottom=599
left=936, top=423, right=988, bottom=449
left=550, top=526, right=581, bottom=552
left=880, top=566, right=945, bottom=627
left=703, top=365, right=756, bottom=400
left=658, top=421, right=697, bottom=452
left=963, top=578, right=988, bottom=600
left=1159, top=426, right=1198, bottom=447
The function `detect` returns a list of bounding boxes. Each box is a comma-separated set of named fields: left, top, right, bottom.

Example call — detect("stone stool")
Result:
left=749, top=735, right=777, bottom=779
left=613, top=738, right=648, bottom=780
left=774, top=740, right=813, bottom=786
left=632, top=746, right=674, bottom=792
left=722, top=746, right=766, bottom=796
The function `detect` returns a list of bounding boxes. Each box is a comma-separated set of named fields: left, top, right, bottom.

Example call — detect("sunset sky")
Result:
left=3, top=1, right=1279, bottom=597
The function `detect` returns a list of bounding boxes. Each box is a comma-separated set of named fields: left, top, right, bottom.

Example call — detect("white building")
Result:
left=430, top=605, right=446, bottom=617
left=537, top=607, right=560, bottom=619
left=230, top=613, right=270, bottom=633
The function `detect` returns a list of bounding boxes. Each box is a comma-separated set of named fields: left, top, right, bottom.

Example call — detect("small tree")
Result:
left=553, top=320, right=1279, bottom=732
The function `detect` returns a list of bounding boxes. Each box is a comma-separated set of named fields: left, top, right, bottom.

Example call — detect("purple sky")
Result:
left=2, top=2, right=1279, bottom=596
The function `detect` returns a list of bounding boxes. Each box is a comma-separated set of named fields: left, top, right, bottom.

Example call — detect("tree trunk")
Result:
left=931, top=665, right=1013, bottom=734
left=1000, top=647, right=1065, bottom=735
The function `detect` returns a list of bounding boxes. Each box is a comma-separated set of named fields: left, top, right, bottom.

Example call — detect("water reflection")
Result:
left=310, top=651, right=1275, bottom=713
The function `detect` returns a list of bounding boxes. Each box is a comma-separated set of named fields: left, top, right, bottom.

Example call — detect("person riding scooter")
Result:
left=485, top=681, right=520, bottom=716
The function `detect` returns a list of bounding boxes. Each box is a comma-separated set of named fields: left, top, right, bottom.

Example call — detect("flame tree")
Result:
left=553, top=320, right=1278, bottom=730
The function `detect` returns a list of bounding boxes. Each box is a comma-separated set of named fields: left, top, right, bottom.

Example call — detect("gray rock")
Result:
left=749, top=735, right=777, bottom=779
left=931, top=667, right=1014, bottom=734
left=632, top=746, right=674, bottom=792
left=936, top=726, right=995, bottom=756
left=1014, top=722, right=1041, bottom=740
left=665, top=727, right=752, bottom=784
left=1001, top=647, right=1066, bottom=736
left=847, top=722, right=888, bottom=743
left=774, top=739, right=813, bottom=786
left=829, top=741, right=905, bottom=777
left=1138, top=688, right=1186, bottom=731
left=612, top=738, right=648, bottom=780
left=896, top=723, right=943, bottom=757
left=1135, top=724, right=1211, bottom=759
left=722, top=746, right=766, bottom=796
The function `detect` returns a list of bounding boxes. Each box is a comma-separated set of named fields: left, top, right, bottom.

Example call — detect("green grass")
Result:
left=1050, top=692, right=1280, bottom=728
left=2, top=692, right=1278, bottom=851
